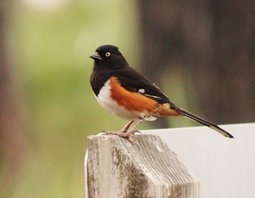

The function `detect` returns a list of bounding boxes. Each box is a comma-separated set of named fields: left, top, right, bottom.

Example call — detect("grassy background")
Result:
left=3, top=0, right=193, bottom=197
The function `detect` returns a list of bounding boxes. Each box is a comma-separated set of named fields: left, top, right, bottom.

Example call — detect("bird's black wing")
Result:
left=113, top=66, right=177, bottom=108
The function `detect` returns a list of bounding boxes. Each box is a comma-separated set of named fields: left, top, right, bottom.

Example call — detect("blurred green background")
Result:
left=2, top=0, right=141, bottom=197
left=1, top=0, right=255, bottom=197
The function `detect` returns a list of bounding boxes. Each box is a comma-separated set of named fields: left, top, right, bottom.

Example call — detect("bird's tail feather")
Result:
left=176, top=108, right=234, bottom=138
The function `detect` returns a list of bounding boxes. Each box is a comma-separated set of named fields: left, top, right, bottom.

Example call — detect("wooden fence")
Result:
left=85, top=134, right=200, bottom=198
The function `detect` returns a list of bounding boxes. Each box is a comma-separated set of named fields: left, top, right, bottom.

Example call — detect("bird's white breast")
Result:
left=95, top=80, right=137, bottom=120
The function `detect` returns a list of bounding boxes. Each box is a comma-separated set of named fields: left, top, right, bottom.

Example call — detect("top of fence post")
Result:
left=85, top=134, right=200, bottom=198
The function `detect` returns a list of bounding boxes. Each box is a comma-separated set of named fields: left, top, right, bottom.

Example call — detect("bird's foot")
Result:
left=102, top=130, right=123, bottom=137
left=102, top=130, right=141, bottom=144
left=121, top=132, right=136, bottom=144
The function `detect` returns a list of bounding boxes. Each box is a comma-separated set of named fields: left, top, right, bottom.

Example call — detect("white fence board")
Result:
left=143, top=123, right=254, bottom=198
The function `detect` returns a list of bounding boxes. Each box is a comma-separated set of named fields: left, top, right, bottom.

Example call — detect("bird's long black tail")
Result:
left=176, top=108, right=234, bottom=138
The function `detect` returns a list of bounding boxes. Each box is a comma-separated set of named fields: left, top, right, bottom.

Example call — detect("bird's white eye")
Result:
left=105, top=52, right=111, bottom=57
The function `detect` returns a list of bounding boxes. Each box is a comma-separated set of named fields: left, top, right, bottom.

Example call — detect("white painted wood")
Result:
left=143, top=123, right=255, bottom=198
left=85, top=134, right=200, bottom=198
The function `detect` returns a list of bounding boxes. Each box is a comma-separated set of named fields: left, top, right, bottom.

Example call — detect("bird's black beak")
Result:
left=90, top=52, right=102, bottom=60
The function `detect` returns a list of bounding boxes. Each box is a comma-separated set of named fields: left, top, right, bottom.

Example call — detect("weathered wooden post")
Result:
left=85, top=134, right=200, bottom=198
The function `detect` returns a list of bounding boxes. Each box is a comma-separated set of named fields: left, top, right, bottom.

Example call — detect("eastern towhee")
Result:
left=90, top=44, right=234, bottom=143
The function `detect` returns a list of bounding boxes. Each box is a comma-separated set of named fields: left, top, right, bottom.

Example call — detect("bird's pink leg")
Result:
left=104, top=119, right=143, bottom=144
left=104, top=120, right=134, bottom=136
left=120, top=119, right=143, bottom=144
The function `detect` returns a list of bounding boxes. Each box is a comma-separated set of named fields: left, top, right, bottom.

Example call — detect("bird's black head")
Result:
left=90, top=45, right=127, bottom=69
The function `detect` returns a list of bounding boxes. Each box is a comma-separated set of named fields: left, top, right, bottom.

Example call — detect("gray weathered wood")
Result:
left=85, top=135, right=200, bottom=198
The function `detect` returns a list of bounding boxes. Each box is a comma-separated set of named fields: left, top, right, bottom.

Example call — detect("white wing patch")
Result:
left=138, top=88, right=145, bottom=94
left=138, top=88, right=162, bottom=99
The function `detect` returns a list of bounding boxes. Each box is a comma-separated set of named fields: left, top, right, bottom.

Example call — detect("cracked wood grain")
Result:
left=86, top=135, right=200, bottom=198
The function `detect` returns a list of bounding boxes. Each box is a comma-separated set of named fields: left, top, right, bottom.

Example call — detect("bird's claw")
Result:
left=101, top=130, right=138, bottom=144
left=133, top=130, right=142, bottom=134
